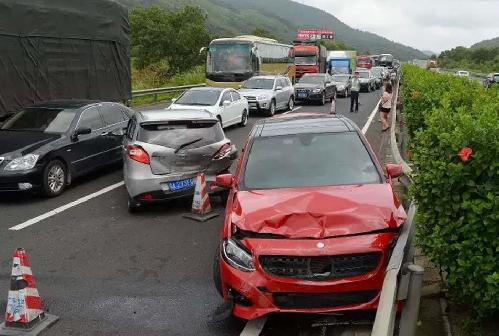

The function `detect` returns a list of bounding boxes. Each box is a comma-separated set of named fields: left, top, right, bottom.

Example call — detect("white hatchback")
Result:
left=168, top=87, right=249, bottom=128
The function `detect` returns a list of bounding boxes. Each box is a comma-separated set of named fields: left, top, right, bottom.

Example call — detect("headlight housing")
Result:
left=4, top=154, right=39, bottom=171
left=257, top=94, right=270, bottom=101
left=222, top=238, right=255, bottom=272
left=312, top=88, right=322, bottom=93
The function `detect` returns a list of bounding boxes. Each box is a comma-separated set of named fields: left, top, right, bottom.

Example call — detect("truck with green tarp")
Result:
left=0, top=0, right=131, bottom=120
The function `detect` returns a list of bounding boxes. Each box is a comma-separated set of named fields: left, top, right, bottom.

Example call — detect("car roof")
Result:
left=248, top=75, right=280, bottom=80
left=188, top=87, right=226, bottom=92
left=137, top=109, right=217, bottom=122
left=28, top=100, right=101, bottom=109
left=302, top=73, right=326, bottom=77
left=254, top=113, right=356, bottom=137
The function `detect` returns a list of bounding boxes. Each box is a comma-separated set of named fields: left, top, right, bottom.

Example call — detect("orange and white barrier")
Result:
left=183, top=173, right=219, bottom=222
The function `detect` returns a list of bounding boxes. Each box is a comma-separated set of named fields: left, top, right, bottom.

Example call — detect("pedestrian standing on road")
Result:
left=380, top=82, right=393, bottom=132
left=350, top=71, right=360, bottom=112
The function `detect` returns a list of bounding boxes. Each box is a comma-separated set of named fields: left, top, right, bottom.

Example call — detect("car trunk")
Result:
left=149, top=145, right=220, bottom=175
left=137, top=119, right=227, bottom=175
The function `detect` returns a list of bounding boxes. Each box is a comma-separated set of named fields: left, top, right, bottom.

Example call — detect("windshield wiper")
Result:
left=174, top=137, right=203, bottom=154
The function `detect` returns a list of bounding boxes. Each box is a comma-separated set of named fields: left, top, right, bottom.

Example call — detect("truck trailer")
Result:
left=0, top=0, right=131, bottom=120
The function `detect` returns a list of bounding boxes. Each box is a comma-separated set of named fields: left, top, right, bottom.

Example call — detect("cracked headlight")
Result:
left=4, top=154, right=39, bottom=171
left=222, top=238, right=255, bottom=272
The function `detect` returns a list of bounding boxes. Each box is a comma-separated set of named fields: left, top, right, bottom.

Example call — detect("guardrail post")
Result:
left=399, top=264, right=424, bottom=336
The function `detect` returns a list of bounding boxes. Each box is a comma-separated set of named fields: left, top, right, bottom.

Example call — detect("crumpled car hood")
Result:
left=230, top=185, right=406, bottom=239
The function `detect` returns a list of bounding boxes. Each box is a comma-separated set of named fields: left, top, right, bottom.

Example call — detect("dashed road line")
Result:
left=9, top=181, right=125, bottom=231
left=361, top=99, right=381, bottom=135
left=240, top=316, right=268, bottom=336
left=282, top=106, right=302, bottom=114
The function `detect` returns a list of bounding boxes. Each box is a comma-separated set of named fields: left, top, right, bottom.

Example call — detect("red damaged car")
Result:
left=213, top=113, right=406, bottom=320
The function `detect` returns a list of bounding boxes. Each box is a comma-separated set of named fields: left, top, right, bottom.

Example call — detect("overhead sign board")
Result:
left=297, top=29, right=335, bottom=41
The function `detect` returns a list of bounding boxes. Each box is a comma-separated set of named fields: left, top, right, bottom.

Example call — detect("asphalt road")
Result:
left=0, top=88, right=385, bottom=336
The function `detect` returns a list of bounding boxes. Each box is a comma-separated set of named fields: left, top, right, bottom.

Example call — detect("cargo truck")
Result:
left=357, top=55, right=373, bottom=69
left=293, top=41, right=328, bottom=79
left=327, top=51, right=357, bottom=74
left=0, top=0, right=131, bottom=121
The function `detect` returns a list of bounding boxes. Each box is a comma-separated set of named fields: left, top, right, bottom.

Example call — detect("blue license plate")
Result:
left=168, top=178, right=194, bottom=192
left=298, top=93, right=307, bottom=98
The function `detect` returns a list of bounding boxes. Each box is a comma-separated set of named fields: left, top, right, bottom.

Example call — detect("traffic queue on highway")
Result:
left=0, top=33, right=402, bottom=325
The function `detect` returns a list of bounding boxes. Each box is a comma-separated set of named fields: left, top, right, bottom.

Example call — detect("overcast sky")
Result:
left=294, top=0, right=499, bottom=53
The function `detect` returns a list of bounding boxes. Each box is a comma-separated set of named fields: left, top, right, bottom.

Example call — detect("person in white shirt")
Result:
left=379, top=83, right=393, bottom=131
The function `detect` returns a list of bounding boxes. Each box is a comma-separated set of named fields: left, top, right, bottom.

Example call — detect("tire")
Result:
left=42, top=160, right=66, bottom=197
left=287, top=96, right=294, bottom=111
left=239, top=109, right=248, bottom=127
left=213, top=246, right=223, bottom=296
left=265, top=100, right=276, bottom=117
left=127, top=198, right=141, bottom=214
left=319, top=93, right=326, bottom=106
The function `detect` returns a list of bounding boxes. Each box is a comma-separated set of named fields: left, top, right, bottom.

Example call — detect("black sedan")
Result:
left=294, top=73, right=336, bottom=105
left=0, top=100, right=132, bottom=197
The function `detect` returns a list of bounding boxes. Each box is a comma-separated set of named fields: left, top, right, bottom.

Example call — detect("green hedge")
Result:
left=402, top=65, right=499, bottom=317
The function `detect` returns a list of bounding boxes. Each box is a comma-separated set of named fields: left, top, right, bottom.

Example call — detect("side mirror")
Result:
left=275, top=86, right=283, bottom=91
left=215, top=174, right=234, bottom=189
left=72, top=127, right=91, bottom=141
left=386, top=164, right=403, bottom=178
left=222, top=100, right=231, bottom=107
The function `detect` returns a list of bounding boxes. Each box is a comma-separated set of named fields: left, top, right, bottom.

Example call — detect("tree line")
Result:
left=437, top=46, right=499, bottom=73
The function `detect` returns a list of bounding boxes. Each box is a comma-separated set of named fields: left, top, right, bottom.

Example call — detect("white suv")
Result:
left=238, top=75, right=295, bottom=117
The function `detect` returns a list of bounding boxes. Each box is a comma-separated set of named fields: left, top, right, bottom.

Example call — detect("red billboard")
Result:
left=297, top=28, right=335, bottom=41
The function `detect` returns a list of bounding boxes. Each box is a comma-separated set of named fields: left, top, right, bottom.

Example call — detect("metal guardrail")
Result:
left=372, top=72, right=422, bottom=336
left=131, top=84, right=206, bottom=99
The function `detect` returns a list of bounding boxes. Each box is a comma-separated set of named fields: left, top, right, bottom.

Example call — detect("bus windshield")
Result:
left=207, top=43, right=252, bottom=73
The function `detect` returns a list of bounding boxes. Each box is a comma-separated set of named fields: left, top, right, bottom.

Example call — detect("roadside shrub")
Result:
left=402, top=65, right=499, bottom=318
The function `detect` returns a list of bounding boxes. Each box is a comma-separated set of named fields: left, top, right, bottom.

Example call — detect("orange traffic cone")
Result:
left=183, top=172, right=219, bottom=222
left=0, top=248, right=58, bottom=335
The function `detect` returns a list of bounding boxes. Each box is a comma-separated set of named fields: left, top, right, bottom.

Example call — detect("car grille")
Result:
left=295, top=89, right=311, bottom=94
left=259, top=252, right=382, bottom=281
left=244, top=96, right=256, bottom=101
left=273, top=291, right=378, bottom=309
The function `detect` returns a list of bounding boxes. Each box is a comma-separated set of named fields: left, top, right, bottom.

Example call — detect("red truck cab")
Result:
left=293, top=42, right=327, bottom=79
left=357, top=55, right=373, bottom=70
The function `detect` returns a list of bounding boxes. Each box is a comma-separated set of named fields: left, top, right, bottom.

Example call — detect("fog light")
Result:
left=261, top=103, right=267, bottom=108
left=18, top=183, right=33, bottom=190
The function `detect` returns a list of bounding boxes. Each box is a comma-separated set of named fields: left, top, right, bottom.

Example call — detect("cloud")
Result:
left=294, top=0, right=499, bottom=52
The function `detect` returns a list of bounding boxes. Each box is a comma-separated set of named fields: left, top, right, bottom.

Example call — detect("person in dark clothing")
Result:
left=350, top=71, right=360, bottom=112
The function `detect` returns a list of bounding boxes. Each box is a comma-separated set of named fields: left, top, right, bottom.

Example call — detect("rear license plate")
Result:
left=298, top=93, right=307, bottom=98
left=168, top=178, right=194, bottom=192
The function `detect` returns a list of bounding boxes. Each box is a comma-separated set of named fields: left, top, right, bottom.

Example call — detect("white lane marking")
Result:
left=282, top=106, right=302, bottom=115
left=9, top=181, right=125, bottom=231
left=361, top=99, right=381, bottom=135
left=240, top=316, right=268, bottom=336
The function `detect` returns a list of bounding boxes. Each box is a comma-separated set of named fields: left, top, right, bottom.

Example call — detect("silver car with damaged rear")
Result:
left=123, top=109, right=237, bottom=212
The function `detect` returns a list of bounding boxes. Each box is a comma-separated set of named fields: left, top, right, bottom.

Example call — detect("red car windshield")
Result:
left=242, top=132, right=381, bottom=189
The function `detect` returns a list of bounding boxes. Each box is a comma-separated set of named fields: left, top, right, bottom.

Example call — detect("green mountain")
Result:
left=471, top=37, right=499, bottom=49
left=117, top=0, right=426, bottom=61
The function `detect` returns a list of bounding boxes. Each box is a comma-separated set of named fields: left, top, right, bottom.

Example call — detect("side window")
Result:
left=100, top=103, right=126, bottom=126
left=220, top=92, right=232, bottom=104
left=285, top=78, right=292, bottom=87
left=126, top=117, right=136, bottom=140
left=78, top=106, right=104, bottom=130
left=230, top=91, right=240, bottom=101
left=278, top=79, right=286, bottom=88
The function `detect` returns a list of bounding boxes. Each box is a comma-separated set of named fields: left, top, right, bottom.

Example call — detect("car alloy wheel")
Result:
left=287, top=97, right=294, bottom=111
left=43, top=160, right=66, bottom=197
left=239, top=109, right=248, bottom=127
left=266, top=100, right=276, bottom=117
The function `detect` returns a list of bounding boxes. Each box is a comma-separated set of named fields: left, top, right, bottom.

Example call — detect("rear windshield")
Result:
left=358, top=72, right=370, bottom=78
left=243, top=132, right=381, bottom=189
left=138, top=121, right=224, bottom=150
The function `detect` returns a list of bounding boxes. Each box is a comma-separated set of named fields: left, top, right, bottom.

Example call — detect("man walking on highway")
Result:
left=350, top=71, right=360, bottom=112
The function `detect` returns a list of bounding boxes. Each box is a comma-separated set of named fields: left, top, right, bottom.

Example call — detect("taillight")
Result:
left=127, top=145, right=150, bottom=164
left=213, top=143, right=232, bottom=160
